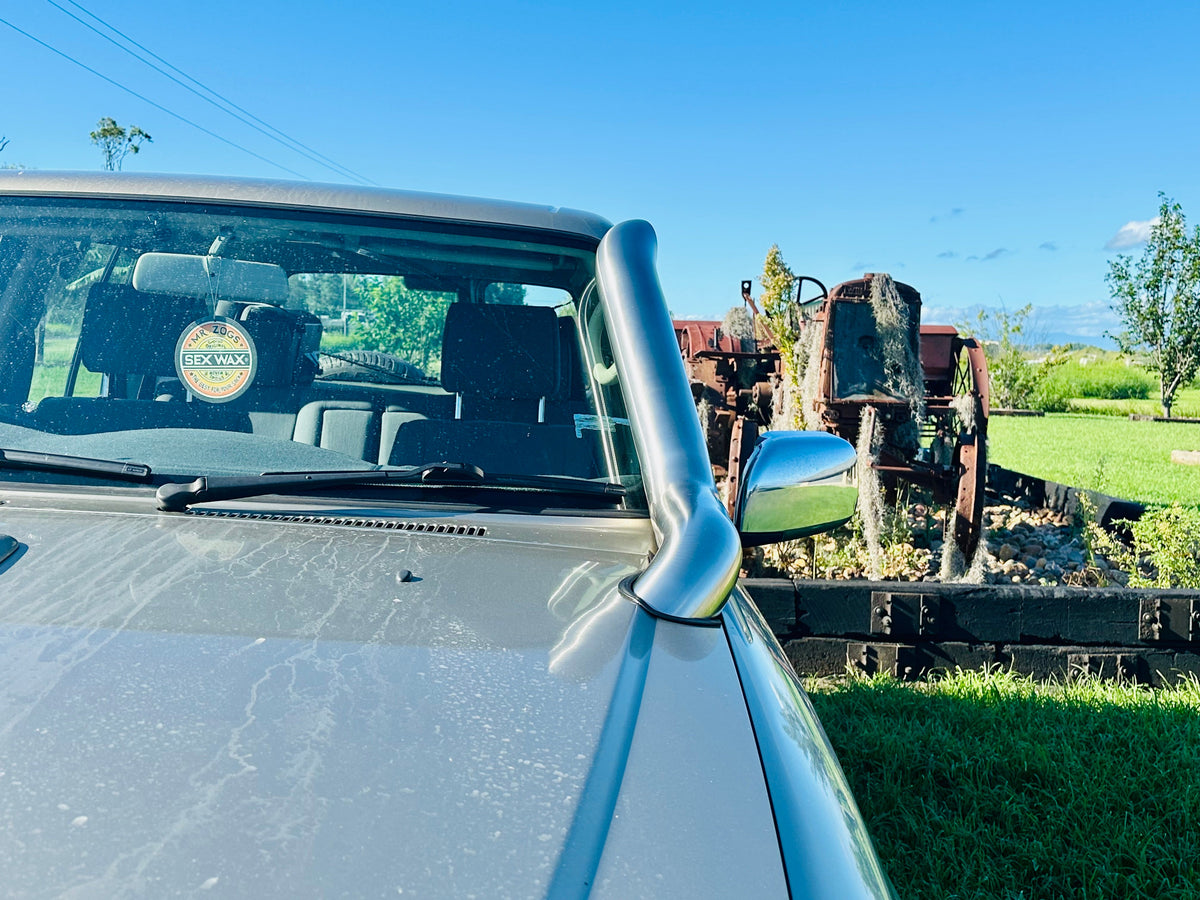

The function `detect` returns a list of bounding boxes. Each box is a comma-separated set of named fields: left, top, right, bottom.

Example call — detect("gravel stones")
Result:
left=773, top=500, right=1127, bottom=586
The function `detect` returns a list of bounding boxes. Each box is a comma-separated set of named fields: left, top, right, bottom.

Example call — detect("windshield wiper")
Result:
left=0, top=448, right=152, bottom=482
left=156, top=461, right=626, bottom=511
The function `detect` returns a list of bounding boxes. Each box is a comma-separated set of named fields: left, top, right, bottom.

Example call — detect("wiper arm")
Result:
left=156, top=461, right=625, bottom=511
left=0, top=448, right=152, bottom=482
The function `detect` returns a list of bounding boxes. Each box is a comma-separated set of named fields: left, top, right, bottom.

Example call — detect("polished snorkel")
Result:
left=595, top=220, right=743, bottom=623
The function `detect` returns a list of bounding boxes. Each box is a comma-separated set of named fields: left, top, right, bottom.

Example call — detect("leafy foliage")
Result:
left=1107, top=194, right=1200, bottom=417
left=89, top=117, right=151, bottom=171
left=289, top=273, right=366, bottom=318
left=293, top=273, right=528, bottom=373
left=484, top=282, right=526, bottom=305
left=1030, top=373, right=1072, bottom=412
left=1062, top=388, right=1200, bottom=417
left=1102, top=503, right=1200, bottom=588
left=962, top=304, right=1067, bottom=410
left=759, top=244, right=798, bottom=347
left=1038, top=358, right=1156, bottom=400
left=318, top=331, right=370, bottom=353
left=357, top=278, right=454, bottom=375
left=757, top=245, right=814, bottom=429
left=1035, top=358, right=1157, bottom=413
left=1068, top=461, right=1113, bottom=588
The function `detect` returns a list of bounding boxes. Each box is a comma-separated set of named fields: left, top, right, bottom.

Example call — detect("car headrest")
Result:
left=79, top=283, right=209, bottom=376
left=557, top=316, right=586, bottom=401
left=215, top=300, right=323, bottom=389
left=440, top=303, right=560, bottom=399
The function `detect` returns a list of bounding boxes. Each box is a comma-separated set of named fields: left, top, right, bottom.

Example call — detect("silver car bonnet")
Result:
left=0, top=499, right=785, bottom=896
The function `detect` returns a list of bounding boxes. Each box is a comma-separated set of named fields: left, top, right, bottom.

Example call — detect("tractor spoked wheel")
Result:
left=947, top=337, right=990, bottom=564
left=724, top=417, right=759, bottom=519
left=951, top=402, right=987, bottom=562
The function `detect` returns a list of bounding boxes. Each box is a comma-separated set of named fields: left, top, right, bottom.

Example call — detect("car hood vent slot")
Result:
left=184, top=508, right=487, bottom=536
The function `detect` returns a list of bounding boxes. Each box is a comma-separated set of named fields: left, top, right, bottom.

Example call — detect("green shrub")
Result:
left=1031, top=377, right=1072, bottom=412
left=1064, top=398, right=1153, bottom=417
left=319, top=331, right=369, bottom=352
left=1042, top=360, right=1155, bottom=400
left=1103, top=504, right=1200, bottom=588
left=988, top=342, right=1042, bottom=408
left=963, top=305, right=1042, bottom=409
left=1063, top=391, right=1200, bottom=417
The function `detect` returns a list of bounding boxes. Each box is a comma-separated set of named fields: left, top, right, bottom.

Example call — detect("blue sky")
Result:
left=3, top=0, right=1198, bottom=340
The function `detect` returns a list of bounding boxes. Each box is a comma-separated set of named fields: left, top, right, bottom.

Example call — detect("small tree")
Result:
left=760, top=244, right=798, bottom=344
left=0, top=135, right=25, bottom=171
left=358, top=277, right=455, bottom=375
left=960, top=304, right=1043, bottom=409
left=89, top=117, right=152, bottom=171
left=757, top=245, right=806, bottom=428
left=1106, top=194, right=1200, bottom=418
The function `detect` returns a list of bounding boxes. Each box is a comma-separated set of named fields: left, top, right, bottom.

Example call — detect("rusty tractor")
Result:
left=674, top=275, right=990, bottom=562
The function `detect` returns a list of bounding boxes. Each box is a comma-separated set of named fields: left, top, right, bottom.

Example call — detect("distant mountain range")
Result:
left=921, top=301, right=1120, bottom=350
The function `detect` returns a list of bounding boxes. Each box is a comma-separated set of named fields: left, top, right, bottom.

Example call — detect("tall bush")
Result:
left=1038, top=360, right=1156, bottom=401
left=963, top=305, right=1043, bottom=409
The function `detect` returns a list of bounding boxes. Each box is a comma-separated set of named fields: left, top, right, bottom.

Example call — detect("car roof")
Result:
left=0, top=171, right=613, bottom=242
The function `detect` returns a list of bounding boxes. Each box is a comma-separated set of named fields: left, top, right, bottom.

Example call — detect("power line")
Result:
left=0, top=14, right=310, bottom=179
left=46, top=0, right=377, bottom=186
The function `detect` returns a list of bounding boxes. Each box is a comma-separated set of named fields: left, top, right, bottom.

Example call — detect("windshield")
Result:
left=0, top=196, right=643, bottom=508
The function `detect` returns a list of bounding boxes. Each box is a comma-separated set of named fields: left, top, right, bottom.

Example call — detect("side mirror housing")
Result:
left=734, top=431, right=858, bottom=547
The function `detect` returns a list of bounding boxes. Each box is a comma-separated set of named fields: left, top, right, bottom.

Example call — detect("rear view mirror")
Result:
left=733, top=431, right=858, bottom=547
left=403, top=274, right=463, bottom=294
left=132, top=253, right=289, bottom=304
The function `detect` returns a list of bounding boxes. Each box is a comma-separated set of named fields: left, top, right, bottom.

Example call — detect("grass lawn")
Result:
left=1066, top=387, right=1200, bottom=418
left=27, top=365, right=102, bottom=402
left=25, top=337, right=102, bottom=401
left=808, top=670, right=1200, bottom=899
left=987, top=413, right=1200, bottom=508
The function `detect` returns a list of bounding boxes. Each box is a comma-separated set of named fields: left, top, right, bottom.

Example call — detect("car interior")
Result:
left=0, top=199, right=640, bottom=489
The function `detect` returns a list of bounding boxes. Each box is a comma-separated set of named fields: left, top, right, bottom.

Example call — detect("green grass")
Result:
left=987, top=413, right=1200, bottom=507
left=1042, top=360, right=1156, bottom=400
left=27, top=365, right=101, bottom=402
left=319, top=331, right=370, bottom=352
left=24, top=337, right=103, bottom=401
left=808, top=670, right=1200, bottom=900
left=1065, top=389, right=1200, bottom=418
left=40, top=335, right=77, bottom=366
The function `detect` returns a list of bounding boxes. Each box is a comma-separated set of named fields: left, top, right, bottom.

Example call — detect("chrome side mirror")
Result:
left=734, top=431, right=858, bottom=547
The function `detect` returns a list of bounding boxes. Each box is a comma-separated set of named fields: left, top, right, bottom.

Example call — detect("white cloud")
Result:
left=1105, top=217, right=1159, bottom=250
left=921, top=301, right=1121, bottom=348
left=1026, top=301, right=1120, bottom=340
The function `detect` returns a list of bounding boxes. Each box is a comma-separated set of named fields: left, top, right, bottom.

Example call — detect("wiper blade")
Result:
left=0, top=447, right=152, bottom=482
left=156, top=461, right=625, bottom=511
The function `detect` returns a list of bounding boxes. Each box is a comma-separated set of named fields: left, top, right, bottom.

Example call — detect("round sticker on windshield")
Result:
left=174, top=317, right=257, bottom=403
